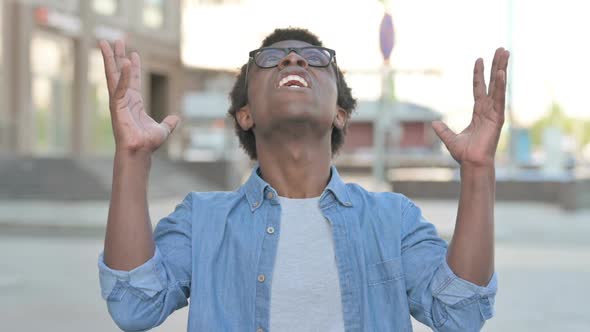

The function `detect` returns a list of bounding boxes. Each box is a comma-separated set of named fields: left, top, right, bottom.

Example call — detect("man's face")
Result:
left=237, top=39, right=346, bottom=138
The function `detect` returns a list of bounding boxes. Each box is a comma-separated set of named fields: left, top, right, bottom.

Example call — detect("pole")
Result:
left=374, top=5, right=395, bottom=189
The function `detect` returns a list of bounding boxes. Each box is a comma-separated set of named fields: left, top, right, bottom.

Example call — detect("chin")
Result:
left=274, top=103, right=316, bottom=118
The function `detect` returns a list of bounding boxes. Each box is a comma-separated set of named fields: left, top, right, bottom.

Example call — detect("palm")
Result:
left=114, top=88, right=168, bottom=151
left=99, top=40, right=179, bottom=153
left=433, top=48, right=510, bottom=168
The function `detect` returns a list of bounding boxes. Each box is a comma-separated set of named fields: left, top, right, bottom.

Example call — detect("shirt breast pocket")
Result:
left=367, top=257, right=405, bottom=286
left=367, top=257, right=412, bottom=330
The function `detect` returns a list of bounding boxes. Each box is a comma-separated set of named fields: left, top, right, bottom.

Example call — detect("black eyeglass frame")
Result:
left=244, top=46, right=339, bottom=87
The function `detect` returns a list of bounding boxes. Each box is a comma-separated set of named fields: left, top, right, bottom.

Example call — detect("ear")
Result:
left=333, top=106, right=348, bottom=130
left=236, top=105, right=254, bottom=131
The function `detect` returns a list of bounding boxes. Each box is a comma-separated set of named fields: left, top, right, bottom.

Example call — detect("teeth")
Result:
left=278, top=75, right=308, bottom=88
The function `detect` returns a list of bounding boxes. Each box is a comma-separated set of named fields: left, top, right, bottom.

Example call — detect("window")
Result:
left=143, top=0, right=164, bottom=29
left=88, top=49, right=115, bottom=153
left=93, top=0, right=118, bottom=16
left=30, top=31, right=74, bottom=156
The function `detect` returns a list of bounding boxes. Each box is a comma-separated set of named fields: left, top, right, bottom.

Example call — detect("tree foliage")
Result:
left=529, top=101, right=590, bottom=148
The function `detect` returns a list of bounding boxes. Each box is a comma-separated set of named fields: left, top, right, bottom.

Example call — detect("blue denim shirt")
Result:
left=98, top=165, right=497, bottom=331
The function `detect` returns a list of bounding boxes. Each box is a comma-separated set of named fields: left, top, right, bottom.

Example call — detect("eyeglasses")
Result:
left=249, top=46, right=336, bottom=68
left=244, top=46, right=338, bottom=86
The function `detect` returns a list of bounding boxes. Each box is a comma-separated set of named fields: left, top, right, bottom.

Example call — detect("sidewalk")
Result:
left=2, top=173, right=589, bottom=332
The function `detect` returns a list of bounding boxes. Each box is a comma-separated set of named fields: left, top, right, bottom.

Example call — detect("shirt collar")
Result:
left=242, top=164, right=353, bottom=211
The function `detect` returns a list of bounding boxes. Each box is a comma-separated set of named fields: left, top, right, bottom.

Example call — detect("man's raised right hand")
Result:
left=99, top=40, right=180, bottom=155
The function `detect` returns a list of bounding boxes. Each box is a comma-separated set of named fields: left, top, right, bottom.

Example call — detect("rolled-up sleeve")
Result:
left=400, top=197, right=497, bottom=331
left=98, top=247, right=167, bottom=301
left=97, top=193, right=193, bottom=331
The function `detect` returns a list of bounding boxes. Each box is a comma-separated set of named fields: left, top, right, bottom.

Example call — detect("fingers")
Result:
left=160, top=115, right=181, bottom=140
left=100, top=40, right=133, bottom=97
left=113, top=59, right=131, bottom=101
left=490, top=49, right=509, bottom=117
left=492, top=69, right=506, bottom=117
left=487, top=48, right=503, bottom=96
left=432, top=120, right=456, bottom=149
left=488, top=48, right=509, bottom=97
left=472, top=58, right=486, bottom=101
left=114, top=40, right=126, bottom=71
left=129, top=52, right=142, bottom=92
left=101, top=39, right=140, bottom=100
left=99, top=40, right=118, bottom=96
left=498, top=50, right=510, bottom=90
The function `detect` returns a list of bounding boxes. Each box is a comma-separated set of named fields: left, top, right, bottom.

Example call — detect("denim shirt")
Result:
left=98, top=165, right=497, bottom=332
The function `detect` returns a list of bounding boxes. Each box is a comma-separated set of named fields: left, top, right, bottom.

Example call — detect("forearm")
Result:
left=103, top=151, right=155, bottom=271
left=446, top=165, right=495, bottom=286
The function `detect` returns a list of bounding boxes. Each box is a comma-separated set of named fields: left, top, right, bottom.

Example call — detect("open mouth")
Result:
left=277, top=75, right=309, bottom=89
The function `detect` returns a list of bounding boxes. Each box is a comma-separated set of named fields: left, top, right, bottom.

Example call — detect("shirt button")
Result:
left=266, top=226, right=275, bottom=234
left=266, top=192, right=274, bottom=200
left=257, top=274, right=265, bottom=282
left=256, top=328, right=264, bottom=332
left=343, top=201, right=352, bottom=206
left=252, top=201, right=259, bottom=208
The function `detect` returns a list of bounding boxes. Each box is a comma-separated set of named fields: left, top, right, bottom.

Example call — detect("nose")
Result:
left=278, top=51, right=308, bottom=69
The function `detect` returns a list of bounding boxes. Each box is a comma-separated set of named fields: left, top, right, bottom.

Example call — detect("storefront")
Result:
left=1, top=0, right=181, bottom=157
left=30, top=30, right=74, bottom=156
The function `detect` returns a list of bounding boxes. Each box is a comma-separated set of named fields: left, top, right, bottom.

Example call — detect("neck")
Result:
left=256, top=137, right=332, bottom=199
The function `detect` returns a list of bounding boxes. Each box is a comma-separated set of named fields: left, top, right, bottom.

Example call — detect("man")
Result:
left=98, top=28, right=509, bottom=331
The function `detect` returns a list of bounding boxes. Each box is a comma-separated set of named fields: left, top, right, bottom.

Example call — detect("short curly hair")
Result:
left=227, top=27, right=357, bottom=160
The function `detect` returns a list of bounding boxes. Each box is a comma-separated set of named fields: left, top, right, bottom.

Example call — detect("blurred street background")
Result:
left=0, top=0, right=589, bottom=331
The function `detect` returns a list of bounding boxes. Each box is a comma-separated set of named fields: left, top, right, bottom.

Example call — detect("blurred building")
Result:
left=0, top=0, right=183, bottom=157
left=337, top=100, right=443, bottom=169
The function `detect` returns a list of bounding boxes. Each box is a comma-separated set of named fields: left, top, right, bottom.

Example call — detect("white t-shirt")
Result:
left=269, top=196, right=345, bottom=331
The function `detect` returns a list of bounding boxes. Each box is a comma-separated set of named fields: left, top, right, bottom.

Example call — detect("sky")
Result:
left=181, top=0, right=590, bottom=131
